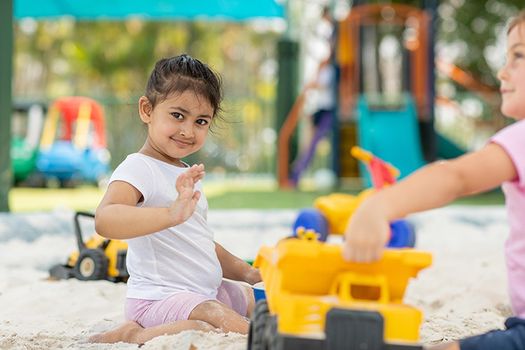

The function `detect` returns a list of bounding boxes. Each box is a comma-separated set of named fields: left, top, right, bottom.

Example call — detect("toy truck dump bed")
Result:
left=250, top=238, right=432, bottom=350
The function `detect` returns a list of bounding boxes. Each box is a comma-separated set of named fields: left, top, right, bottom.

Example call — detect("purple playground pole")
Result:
left=290, top=111, right=333, bottom=185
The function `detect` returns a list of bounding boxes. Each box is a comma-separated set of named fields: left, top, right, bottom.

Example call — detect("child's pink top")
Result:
left=491, top=119, right=525, bottom=318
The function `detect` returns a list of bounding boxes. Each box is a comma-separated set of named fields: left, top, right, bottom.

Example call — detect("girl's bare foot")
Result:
left=89, top=319, right=217, bottom=345
left=89, top=321, right=143, bottom=344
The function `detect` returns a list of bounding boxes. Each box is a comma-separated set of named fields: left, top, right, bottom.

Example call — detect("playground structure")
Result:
left=278, top=2, right=498, bottom=189
left=10, top=102, right=45, bottom=184
left=279, top=3, right=434, bottom=189
left=249, top=237, right=432, bottom=349
left=36, top=96, right=110, bottom=187
left=293, top=146, right=416, bottom=248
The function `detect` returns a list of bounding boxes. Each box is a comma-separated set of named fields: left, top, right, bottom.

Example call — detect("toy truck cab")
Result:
left=249, top=238, right=431, bottom=350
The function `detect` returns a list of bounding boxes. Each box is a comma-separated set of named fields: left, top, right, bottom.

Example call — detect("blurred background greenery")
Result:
left=5, top=0, right=523, bottom=211
left=12, top=0, right=522, bottom=175
left=14, top=19, right=281, bottom=174
left=9, top=186, right=504, bottom=212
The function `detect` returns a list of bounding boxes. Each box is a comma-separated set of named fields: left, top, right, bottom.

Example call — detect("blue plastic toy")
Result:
left=292, top=208, right=416, bottom=248
left=292, top=146, right=416, bottom=248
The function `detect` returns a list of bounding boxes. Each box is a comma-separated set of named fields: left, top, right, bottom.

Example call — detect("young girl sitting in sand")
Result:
left=91, top=54, right=261, bottom=344
left=343, top=10, right=525, bottom=350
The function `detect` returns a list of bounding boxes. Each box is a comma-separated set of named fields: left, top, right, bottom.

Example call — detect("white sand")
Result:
left=0, top=206, right=512, bottom=349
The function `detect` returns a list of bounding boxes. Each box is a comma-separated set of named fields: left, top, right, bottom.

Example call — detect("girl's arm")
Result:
left=95, top=164, right=204, bottom=239
left=215, top=242, right=261, bottom=285
left=343, top=142, right=517, bottom=262
left=95, top=181, right=175, bottom=239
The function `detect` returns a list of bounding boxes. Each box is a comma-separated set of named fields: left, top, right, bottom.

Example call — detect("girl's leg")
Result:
left=216, top=279, right=256, bottom=318
left=127, top=293, right=215, bottom=328
left=90, top=284, right=255, bottom=344
left=245, top=285, right=256, bottom=317
left=188, top=300, right=250, bottom=334
left=89, top=319, right=217, bottom=345
left=90, top=293, right=221, bottom=344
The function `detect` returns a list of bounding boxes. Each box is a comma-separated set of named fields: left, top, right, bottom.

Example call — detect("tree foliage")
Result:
left=438, top=0, right=522, bottom=87
left=14, top=19, right=281, bottom=173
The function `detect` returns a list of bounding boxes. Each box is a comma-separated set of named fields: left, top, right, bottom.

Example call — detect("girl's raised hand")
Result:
left=342, top=196, right=391, bottom=263
left=169, top=164, right=205, bottom=225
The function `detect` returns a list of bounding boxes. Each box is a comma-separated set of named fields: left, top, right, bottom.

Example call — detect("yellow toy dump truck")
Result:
left=249, top=238, right=431, bottom=350
left=49, top=211, right=128, bottom=282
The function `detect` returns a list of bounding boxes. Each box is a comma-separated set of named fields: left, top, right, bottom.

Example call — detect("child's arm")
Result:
left=425, top=342, right=460, bottom=350
left=215, top=242, right=261, bottom=285
left=343, top=143, right=517, bottom=262
left=95, top=164, right=205, bottom=239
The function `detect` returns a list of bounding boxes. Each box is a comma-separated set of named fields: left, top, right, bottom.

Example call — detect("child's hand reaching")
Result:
left=342, top=196, right=391, bottom=263
left=169, top=164, right=205, bottom=225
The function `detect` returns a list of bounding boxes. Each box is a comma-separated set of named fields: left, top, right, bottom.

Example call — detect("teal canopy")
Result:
left=14, top=0, right=284, bottom=21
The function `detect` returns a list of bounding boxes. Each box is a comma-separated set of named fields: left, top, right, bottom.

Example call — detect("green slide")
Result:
left=356, top=95, right=426, bottom=185
left=437, top=132, right=465, bottom=159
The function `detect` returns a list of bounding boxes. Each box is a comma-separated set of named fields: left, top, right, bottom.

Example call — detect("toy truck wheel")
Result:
left=73, top=248, right=108, bottom=280
left=248, top=300, right=270, bottom=350
left=264, top=315, right=279, bottom=350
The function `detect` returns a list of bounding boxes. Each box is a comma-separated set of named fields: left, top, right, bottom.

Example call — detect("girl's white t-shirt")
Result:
left=109, top=153, right=222, bottom=300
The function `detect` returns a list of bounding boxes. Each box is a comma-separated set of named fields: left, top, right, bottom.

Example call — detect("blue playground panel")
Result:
left=81, top=148, right=110, bottom=184
left=356, top=95, right=425, bottom=186
left=36, top=140, right=109, bottom=184
left=36, top=141, right=83, bottom=181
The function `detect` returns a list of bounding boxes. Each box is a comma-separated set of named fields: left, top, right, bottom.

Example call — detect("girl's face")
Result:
left=139, top=90, right=214, bottom=166
left=498, top=23, right=525, bottom=120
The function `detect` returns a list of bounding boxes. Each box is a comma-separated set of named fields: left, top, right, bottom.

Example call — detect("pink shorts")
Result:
left=125, top=279, right=251, bottom=328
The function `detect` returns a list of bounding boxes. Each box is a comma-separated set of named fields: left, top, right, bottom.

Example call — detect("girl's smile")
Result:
left=170, top=137, right=194, bottom=148
left=498, top=23, right=525, bottom=119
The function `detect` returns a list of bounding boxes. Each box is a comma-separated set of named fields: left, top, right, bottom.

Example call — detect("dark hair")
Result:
left=145, top=54, right=223, bottom=118
left=508, top=9, right=525, bottom=34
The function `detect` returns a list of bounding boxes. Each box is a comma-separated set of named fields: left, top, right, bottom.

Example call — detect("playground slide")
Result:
left=437, top=132, right=465, bottom=159
left=356, top=95, right=425, bottom=185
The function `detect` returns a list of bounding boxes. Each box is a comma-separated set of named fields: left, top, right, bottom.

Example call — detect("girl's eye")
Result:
left=170, top=112, right=183, bottom=120
left=509, top=51, right=524, bottom=62
left=196, top=119, right=209, bottom=126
